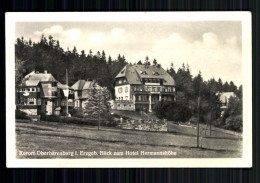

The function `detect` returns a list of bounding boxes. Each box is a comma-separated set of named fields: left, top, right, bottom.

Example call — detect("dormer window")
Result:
left=153, top=71, right=159, bottom=75
left=121, top=69, right=125, bottom=74
left=140, top=71, right=147, bottom=75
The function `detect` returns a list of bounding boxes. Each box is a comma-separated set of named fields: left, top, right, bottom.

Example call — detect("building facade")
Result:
left=114, top=64, right=176, bottom=112
left=16, top=71, right=59, bottom=115
left=56, top=82, right=74, bottom=115
left=217, top=92, right=237, bottom=116
left=71, top=80, right=101, bottom=109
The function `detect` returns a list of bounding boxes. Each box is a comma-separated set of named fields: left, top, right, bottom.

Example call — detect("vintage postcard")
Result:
left=6, top=12, right=252, bottom=167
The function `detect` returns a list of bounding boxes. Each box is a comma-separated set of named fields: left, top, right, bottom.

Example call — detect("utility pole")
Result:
left=66, top=69, right=68, bottom=116
left=210, top=104, right=212, bottom=137
left=210, top=90, right=212, bottom=136
left=98, top=88, right=101, bottom=130
left=197, top=91, right=200, bottom=148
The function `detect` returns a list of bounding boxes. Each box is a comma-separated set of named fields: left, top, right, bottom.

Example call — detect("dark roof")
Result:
left=115, top=64, right=175, bottom=86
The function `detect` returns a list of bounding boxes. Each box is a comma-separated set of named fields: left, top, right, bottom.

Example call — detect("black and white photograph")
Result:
left=6, top=12, right=252, bottom=167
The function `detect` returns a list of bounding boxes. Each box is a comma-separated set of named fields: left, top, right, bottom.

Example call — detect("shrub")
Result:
left=72, top=107, right=85, bottom=118
left=153, top=100, right=192, bottom=122
left=224, top=114, right=243, bottom=132
left=15, top=109, right=30, bottom=120
left=40, top=115, right=118, bottom=127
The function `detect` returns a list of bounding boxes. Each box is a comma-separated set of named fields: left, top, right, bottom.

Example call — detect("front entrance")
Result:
left=135, top=104, right=149, bottom=112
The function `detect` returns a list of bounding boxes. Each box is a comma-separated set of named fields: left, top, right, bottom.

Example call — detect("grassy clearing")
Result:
left=15, top=119, right=242, bottom=159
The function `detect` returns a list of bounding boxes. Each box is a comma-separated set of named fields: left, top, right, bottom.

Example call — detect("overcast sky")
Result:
left=16, top=21, right=242, bottom=86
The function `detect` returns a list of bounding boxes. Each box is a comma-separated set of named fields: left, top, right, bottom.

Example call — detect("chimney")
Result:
left=44, top=70, right=47, bottom=74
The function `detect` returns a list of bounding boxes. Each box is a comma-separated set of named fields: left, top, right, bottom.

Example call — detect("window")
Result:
left=22, top=88, right=25, bottom=91
left=157, top=87, right=161, bottom=92
left=118, top=79, right=122, bottom=84
left=118, top=87, right=122, bottom=93
left=52, top=91, right=57, bottom=96
left=27, top=88, right=30, bottom=92
left=125, top=96, right=128, bottom=100
left=138, top=96, right=141, bottom=101
left=134, top=86, right=137, bottom=91
left=172, top=87, right=175, bottom=92
left=20, top=98, right=24, bottom=104
left=153, top=79, right=156, bottom=83
left=153, top=71, right=159, bottom=75
left=32, top=88, right=35, bottom=92
left=125, top=87, right=128, bottom=93
left=148, top=87, right=151, bottom=91
left=140, top=71, right=147, bottom=75
left=123, top=78, right=126, bottom=83
left=37, top=98, right=41, bottom=105
left=78, top=91, right=82, bottom=97
left=37, top=87, right=40, bottom=92
left=117, top=104, right=120, bottom=107
left=152, top=87, right=156, bottom=92
left=52, top=82, right=57, bottom=87
left=28, top=98, right=35, bottom=105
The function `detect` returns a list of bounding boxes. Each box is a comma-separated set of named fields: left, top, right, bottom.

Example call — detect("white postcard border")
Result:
left=6, top=12, right=252, bottom=168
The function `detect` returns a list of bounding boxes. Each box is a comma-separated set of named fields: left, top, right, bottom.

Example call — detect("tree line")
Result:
left=15, top=35, right=127, bottom=98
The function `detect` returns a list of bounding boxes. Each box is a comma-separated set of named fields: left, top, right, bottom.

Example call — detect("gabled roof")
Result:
left=22, top=79, right=40, bottom=86
left=71, top=80, right=101, bottom=90
left=218, top=92, right=237, bottom=103
left=20, top=71, right=57, bottom=86
left=57, top=82, right=72, bottom=90
left=115, top=64, right=175, bottom=86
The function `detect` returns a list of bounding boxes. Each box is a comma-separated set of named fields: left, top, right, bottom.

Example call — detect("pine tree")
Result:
left=222, top=81, right=230, bottom=92
left=153, top=58, right=158, bottom=66
left=217, top=78, right=223, bottom=92
left=83, top=87, right=111, bottom=118
left=137, top=60, right=142, bottom=65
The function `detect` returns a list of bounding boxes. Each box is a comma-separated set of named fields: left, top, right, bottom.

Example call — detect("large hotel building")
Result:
left=114, top=64, right=176, bottom=112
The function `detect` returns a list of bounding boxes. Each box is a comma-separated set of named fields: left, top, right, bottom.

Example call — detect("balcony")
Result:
left=135, top=100, right=149, bottom=104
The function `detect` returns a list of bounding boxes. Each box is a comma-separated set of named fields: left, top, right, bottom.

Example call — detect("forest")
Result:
left=15, top=35, right=243, bottom=131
